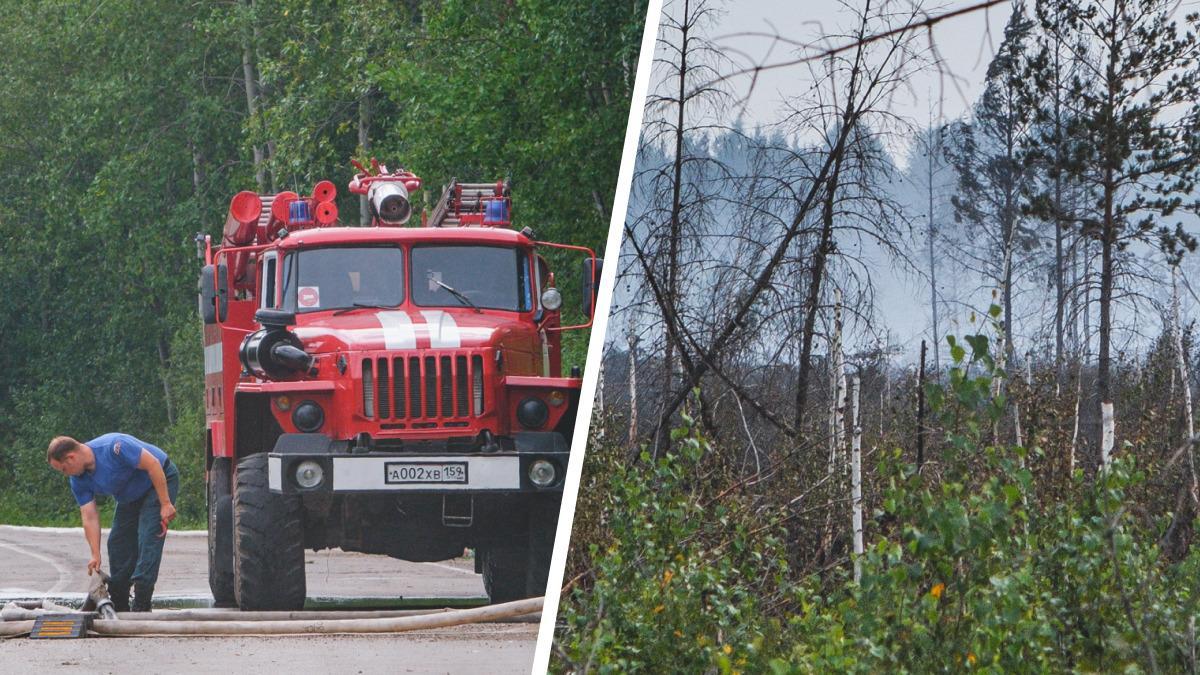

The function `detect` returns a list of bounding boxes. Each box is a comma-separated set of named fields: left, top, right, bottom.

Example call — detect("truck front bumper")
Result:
left=266, top=432, right=568, bottom=495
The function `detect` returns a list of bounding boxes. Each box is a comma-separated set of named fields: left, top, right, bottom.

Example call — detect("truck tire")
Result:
left=525, top=498, right=558, bottom=598
left=484, top=499, right=558, bottom=604
left=207, top=457, right=235, bottom=607
left=482, top=545, right=527, bottom=604
left=232, top=453, right=306, bottom=610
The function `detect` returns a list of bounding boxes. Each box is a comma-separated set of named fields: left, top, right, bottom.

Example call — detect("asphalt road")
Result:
left=0, top=525, right=538, bottom=673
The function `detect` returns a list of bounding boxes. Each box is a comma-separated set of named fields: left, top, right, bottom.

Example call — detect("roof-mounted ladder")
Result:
left=427, top=179, right=511, bottom=228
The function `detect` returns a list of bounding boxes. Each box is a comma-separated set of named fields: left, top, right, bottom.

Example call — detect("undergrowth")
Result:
left=555, top=327, right=1200, bottom=673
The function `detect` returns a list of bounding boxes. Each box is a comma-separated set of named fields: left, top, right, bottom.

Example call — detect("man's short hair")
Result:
left=47, top=436, right=81, bottom=463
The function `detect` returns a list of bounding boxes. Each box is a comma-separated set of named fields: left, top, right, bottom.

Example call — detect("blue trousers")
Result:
left=108, top=460, right=179, bottom=595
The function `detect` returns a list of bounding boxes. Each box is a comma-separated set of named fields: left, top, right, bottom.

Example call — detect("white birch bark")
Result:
left=1070, top=359, right=1083, bottom=475
left=1101, top=401, right=1115, bottom=467
left=1171, top=268, right=1199, bottom=507
left=830, top=290, right=846, bottom=474
left=850, top=375, right=863, bottom=584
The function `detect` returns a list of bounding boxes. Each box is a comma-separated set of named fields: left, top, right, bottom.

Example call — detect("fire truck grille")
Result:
left=363, top=353, right=484, bottom=422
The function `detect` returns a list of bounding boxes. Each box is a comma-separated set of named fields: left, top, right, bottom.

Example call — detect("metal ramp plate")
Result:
left=30, top=614, right=90, bottom=639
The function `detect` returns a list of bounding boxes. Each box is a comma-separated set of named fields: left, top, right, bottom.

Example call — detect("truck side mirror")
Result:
left=581, top=257, right=603, bottom=319
left=199, top=264, right=229, bottom=324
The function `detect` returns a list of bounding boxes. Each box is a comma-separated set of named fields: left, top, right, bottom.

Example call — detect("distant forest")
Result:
left=0, top=0, right=645, bottom=524
left=557, top=0, right=1200, bottom=671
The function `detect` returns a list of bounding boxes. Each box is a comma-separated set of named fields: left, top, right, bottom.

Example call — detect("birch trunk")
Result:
left=1101, top=401, right=1115, bottom=468
left=927, top=129, right=940, bottom=373
left=1070, top=358, right=1083, bottom=475
left=830, top=290, right=846, bottom=473
left=1171, top=268, right=1199, bottom=507
left=850, top=374, right=863, bottom=584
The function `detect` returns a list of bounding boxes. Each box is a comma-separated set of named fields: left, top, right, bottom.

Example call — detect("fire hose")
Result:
left=1, top=567, right=542, bottom=638
left=1, top=597, right=542, bottom=637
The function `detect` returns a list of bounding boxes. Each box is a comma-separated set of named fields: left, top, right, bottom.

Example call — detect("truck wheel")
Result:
left=482, top=546, right=527, bottom=604
left=207, top=457, right=235, bottom=607
left=232, top=453, right=306, bottom=610
left=484, top=499, right=558, bottom=604
left=525, top=498, right=558, bottom=598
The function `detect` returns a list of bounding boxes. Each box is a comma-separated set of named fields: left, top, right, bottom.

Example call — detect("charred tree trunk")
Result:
left=796, top=151, right=845, bottom=433
left=657, top=0, right=691, bottom=453
left=628, top=331, right=639, bottom=455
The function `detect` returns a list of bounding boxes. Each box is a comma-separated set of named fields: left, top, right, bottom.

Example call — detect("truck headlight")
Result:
left=529, top=459, right=557, bottom=487
left=540, top=287, right=563, bottom=311
left=517, top=397, right=549, bottom=429
left=292, top=401, right=324, bottom=432
left=295, top=460, right=324, bottom=489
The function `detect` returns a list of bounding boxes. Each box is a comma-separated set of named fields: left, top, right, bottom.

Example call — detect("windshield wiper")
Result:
left=333, top=302, right=395, bottom=316
left=432, top=278, right=482, bottom=313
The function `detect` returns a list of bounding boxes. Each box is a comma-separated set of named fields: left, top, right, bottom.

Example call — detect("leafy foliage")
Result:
left=556, top=326, right=1200, bottom=672
left=0, top=0, right=641, bottom=525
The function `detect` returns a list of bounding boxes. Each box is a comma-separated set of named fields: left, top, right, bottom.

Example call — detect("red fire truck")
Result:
left=197, top=160, right=599, bottom=610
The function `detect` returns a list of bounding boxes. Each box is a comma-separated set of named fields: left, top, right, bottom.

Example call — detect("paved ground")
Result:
left=0, top=525, right=539, bottom=673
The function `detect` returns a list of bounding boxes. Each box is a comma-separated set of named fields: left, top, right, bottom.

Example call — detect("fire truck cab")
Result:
left=197, top=162, right=599, bottom=610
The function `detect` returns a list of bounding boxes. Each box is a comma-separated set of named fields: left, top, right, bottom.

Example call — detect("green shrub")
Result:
left=555, top=324, right=1200, bottom=673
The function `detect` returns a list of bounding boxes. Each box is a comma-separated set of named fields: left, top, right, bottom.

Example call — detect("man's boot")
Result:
left=108, top=582, right=130, bottom=613
left=131, top=582, right=154, bottom=613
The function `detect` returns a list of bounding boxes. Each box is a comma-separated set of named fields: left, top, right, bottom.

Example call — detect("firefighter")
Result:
left=46, top=434, right=179, bottom=613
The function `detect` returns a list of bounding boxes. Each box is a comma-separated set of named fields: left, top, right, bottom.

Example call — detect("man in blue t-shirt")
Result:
left=47, top=433, right=180, bottom=613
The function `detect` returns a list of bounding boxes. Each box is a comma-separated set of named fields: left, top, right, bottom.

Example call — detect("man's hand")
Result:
left=87, top=555, right=102, bottom=576
left=160, top=501, right=177, bottom=525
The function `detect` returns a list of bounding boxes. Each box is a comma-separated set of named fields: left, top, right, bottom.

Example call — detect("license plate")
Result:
left=384, top=461, right=468, bottom=485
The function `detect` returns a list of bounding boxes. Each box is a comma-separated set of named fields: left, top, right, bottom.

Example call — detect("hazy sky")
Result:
left=712, top=0, right=1014, bottom=137
left=622, top=0, right=1192, bottom=362
left=705, top=0, right=1016, bottom=359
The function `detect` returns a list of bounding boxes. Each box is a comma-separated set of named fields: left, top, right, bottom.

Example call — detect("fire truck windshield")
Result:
left=288, top=246, right=405, bottom=313
left=411, top=245, right=532, bottom=312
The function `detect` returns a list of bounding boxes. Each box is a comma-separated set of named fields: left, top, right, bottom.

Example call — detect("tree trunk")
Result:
left=1051, top=28, right=1067, bottom=391
left=797, top=149, right=846, bottom=432
left=927, top=135, right=940, bottom=373
left=189, top=141, right=206, bottom=195
left=917, top=340, right=926, bottom=470
left=850, top=374, right=863, bottom=584
left=654, top=0, right=691, bottom=454
left=1096, top=8, right=1119, bottom=472
left=157, top=334, right=175, bottom=427
left=596, top=354, right=606, bottom=441
left=820, top=291, right=845, bottom=569
left=358, top=91, right=373, bottom=226
left=830, top=289, right=846, bottom=473
left=1172, top=268, right=1199, bottom=507
left=240, top=0, right=266, bottom=193
left=1101, top=400, right=1115, bottom=467
left=627, top=331, right=639, bottom=454
left=1070, top=357, right=1083, bottom=476
left=1097, top=188, right=1114, bottom=469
